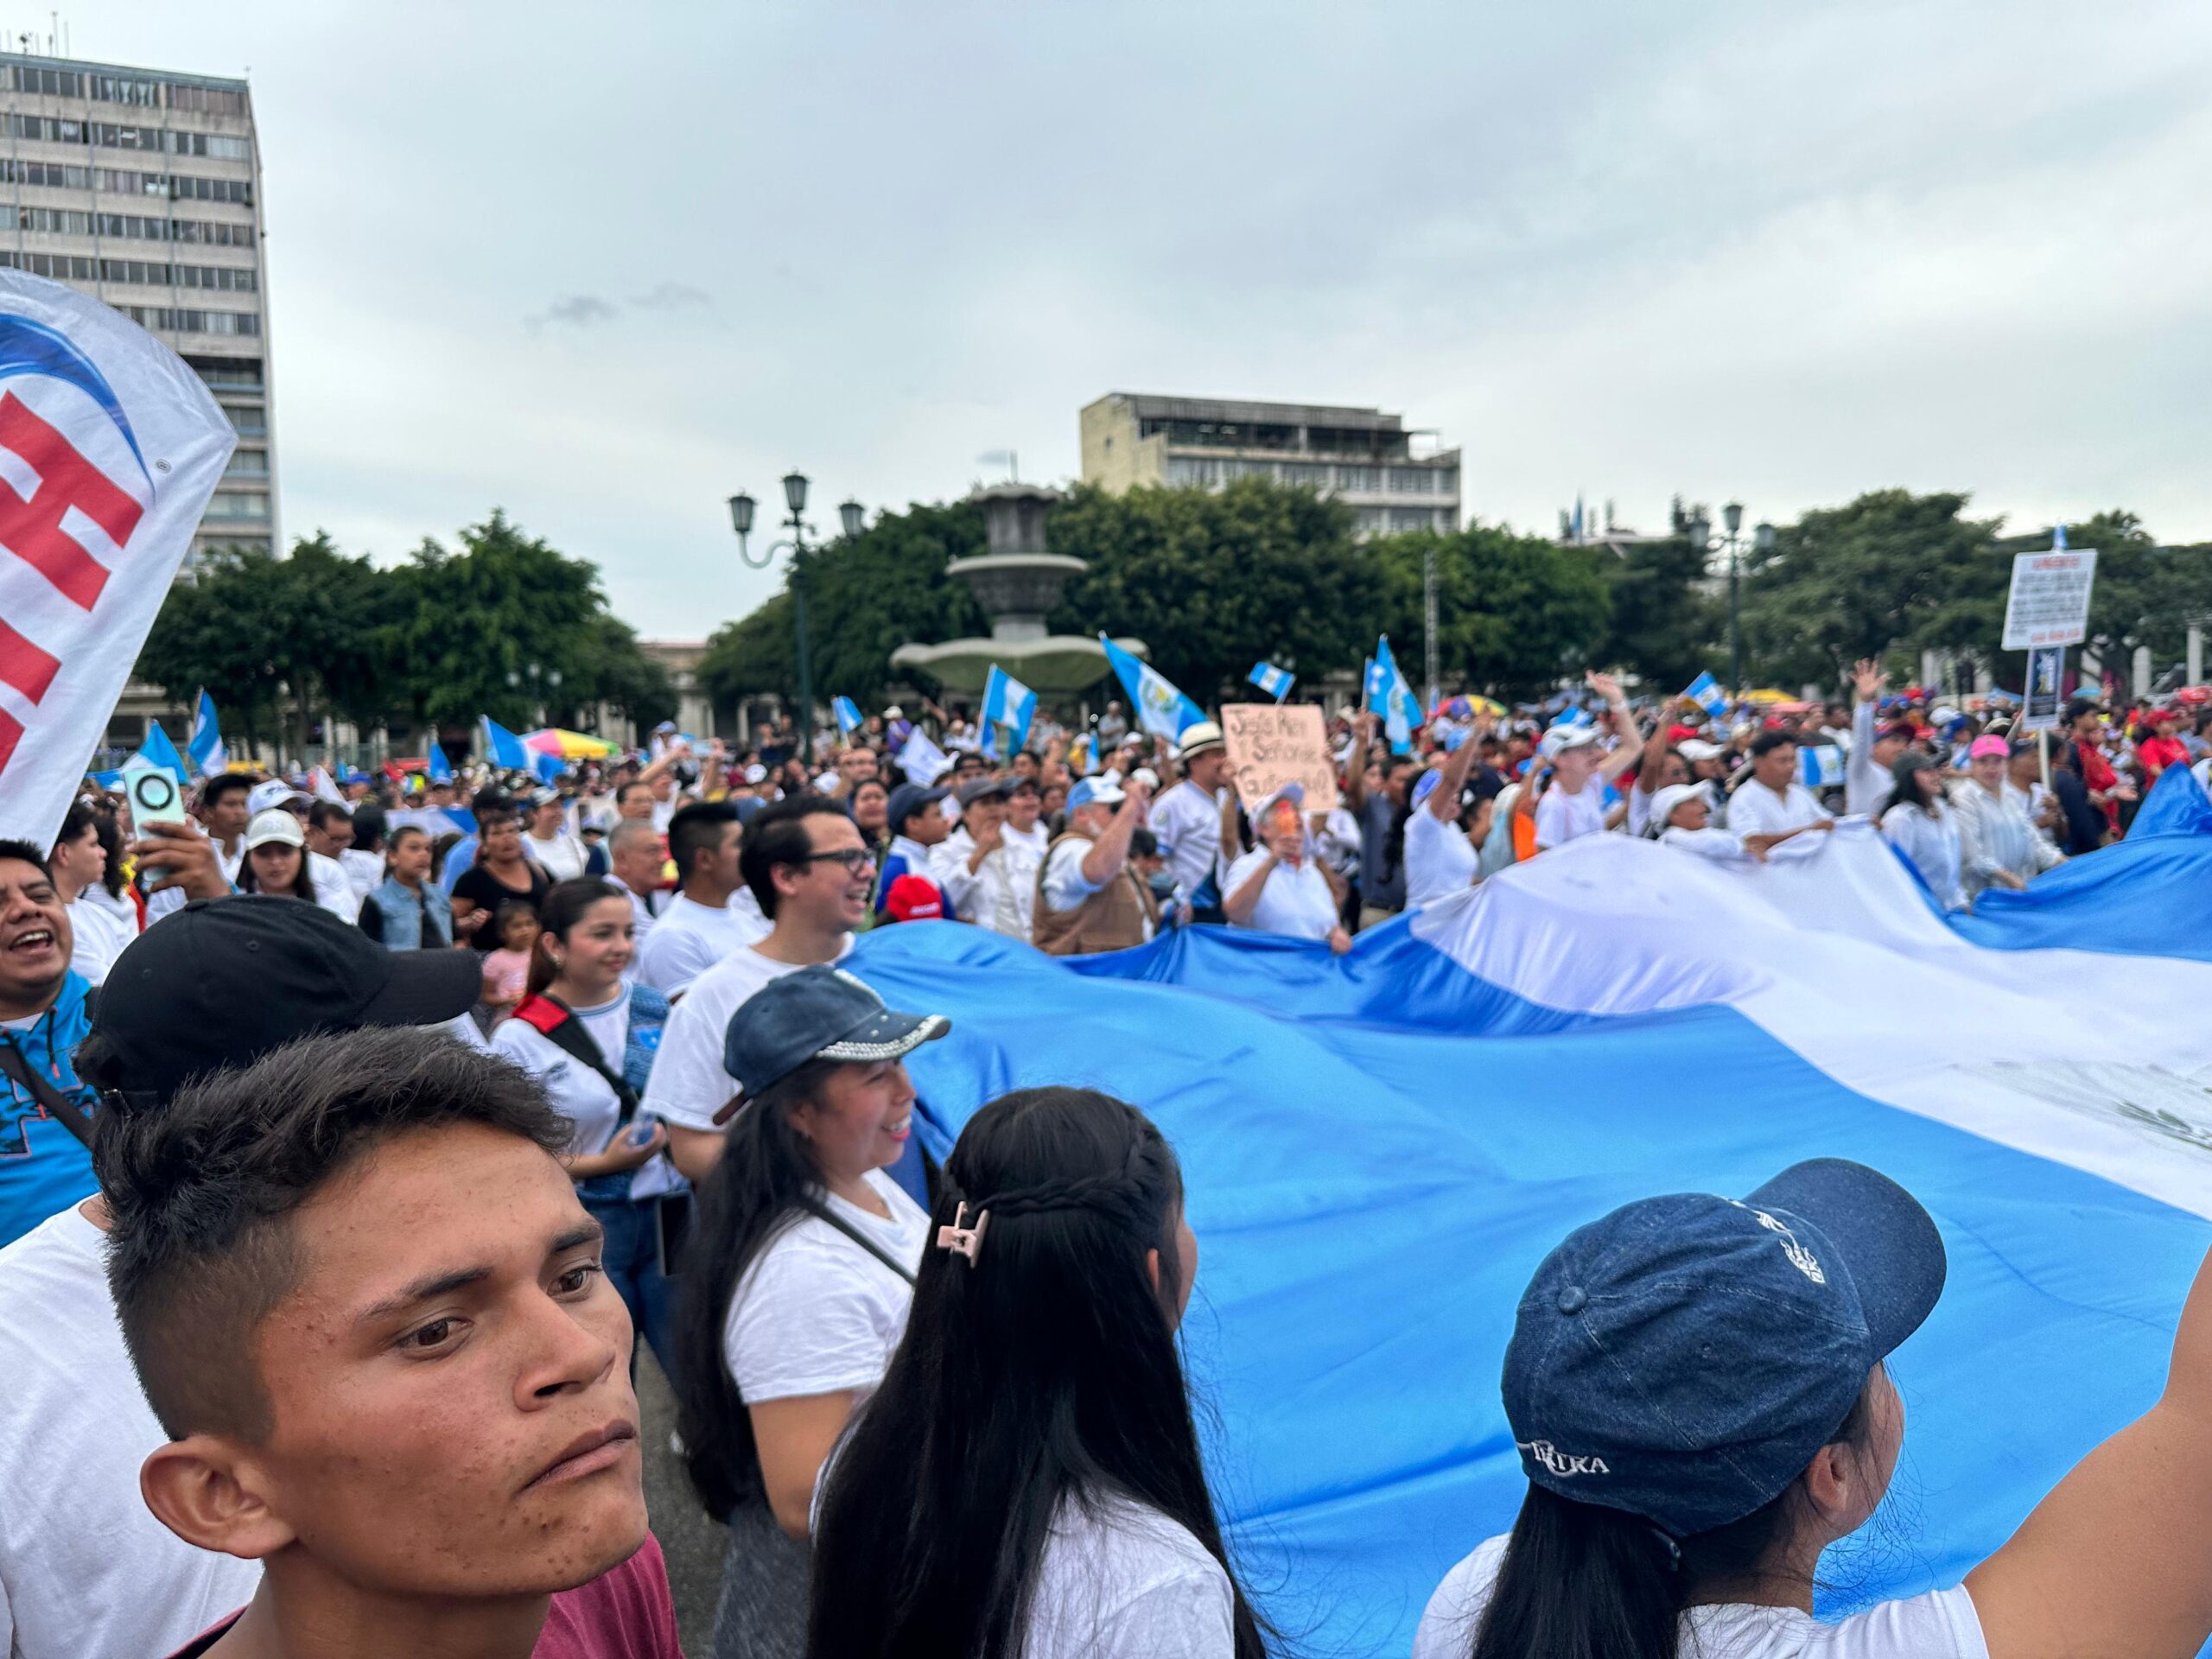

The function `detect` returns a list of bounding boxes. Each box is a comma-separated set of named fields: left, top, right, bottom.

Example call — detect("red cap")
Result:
left=884, top=873, right=945, bottom=923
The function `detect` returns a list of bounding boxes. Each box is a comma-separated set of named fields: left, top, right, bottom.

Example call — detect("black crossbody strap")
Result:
left=797, top=1195, right=918, bottom=1286
left=529, top=996, right=640, bottom=1148
left=0, top=1028, right=92, bottom=1148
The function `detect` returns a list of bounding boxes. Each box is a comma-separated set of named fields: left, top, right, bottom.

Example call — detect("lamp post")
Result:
left=1687, top=503, right=1776, bottom=692
left=503, top=661, right=561, bottom=728
left=729, top=474, right=866, bottom=765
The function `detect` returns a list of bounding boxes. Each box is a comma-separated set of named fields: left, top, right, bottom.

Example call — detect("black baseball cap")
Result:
left=79, top=895, right=484, bottom=1108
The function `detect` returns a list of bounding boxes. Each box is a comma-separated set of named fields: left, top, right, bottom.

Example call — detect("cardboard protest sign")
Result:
left=0, top=271, right=234, bottom=847
left=1221, top=702, right=1339, bottom=814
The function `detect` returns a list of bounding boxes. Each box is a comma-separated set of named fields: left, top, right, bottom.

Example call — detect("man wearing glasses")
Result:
left=643, top=797, right=920, bottom=1193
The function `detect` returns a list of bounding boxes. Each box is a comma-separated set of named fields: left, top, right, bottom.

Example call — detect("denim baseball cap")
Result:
left=1501, top=1159, right=1945, bottom=1537
left=712, top=964, right=949, bottom=1124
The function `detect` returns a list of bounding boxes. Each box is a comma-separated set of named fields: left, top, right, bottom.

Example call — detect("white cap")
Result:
left=245, top=779, right=302, bottom=816
left=243, top=807, right=306, bottom=851
left=1540, top=724, right=1604, bottom=759
left=1678, top=738, right=1725, bottom=762
left=1644, top=780, right=1713, bottom=836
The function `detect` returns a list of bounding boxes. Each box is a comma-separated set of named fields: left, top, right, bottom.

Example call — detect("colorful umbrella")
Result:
left=522, top=728, right=618, bottom=760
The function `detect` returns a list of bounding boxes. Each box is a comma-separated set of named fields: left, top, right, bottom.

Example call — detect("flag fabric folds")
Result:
left=897, top=728, right=954, bottom=785
left=981, top=666, right=1038, bottom=759
left=1366, top=635, right=1421, bottom=753
left=130, top=720, right=188, bottom=786
left=841, top=825, right=2212, bottom=1656
left=1684, top=671, right=1729, bottom=717
left=188, top=690, right=227, bottom=778
left=833, top=696, right=863, bottom=738
left=425, top=743, right=454, bottom=785
left=481, top=717, right=532, bottom=772
left=1099, top=636, right=1206, bottom=740
left=1249, top=662, right=1294, bottom=701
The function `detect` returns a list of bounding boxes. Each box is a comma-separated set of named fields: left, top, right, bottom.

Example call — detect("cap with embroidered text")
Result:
left=714, top=964, right=949, bottom=1123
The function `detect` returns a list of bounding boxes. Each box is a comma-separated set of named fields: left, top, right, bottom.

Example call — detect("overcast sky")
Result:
left=61, top=1, right=2212, bottom=637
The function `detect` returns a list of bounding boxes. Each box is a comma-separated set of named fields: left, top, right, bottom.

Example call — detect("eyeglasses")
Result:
left=787, top=849, right=876, bottom=877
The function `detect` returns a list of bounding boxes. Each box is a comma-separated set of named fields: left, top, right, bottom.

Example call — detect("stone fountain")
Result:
left=890, top=482, right=1147, bottom=696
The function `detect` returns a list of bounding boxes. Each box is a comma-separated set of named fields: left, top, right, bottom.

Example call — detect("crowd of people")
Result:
left=3, top=666, right=2209, bottom=1659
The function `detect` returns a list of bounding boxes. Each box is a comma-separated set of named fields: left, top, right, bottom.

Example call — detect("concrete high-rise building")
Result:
left=1080, top=392, right=1459, bottom=538
left=0, top=49, right=274, bottom=569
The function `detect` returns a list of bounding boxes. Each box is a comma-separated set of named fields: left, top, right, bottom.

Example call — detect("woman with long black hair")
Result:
left=1414, top=1158, right=2212, bottom=1659
left=808, top=1086, right=1271, bottom=1659
left=1878, top=752, right=1966, bottom=910
left=672, top=965, right=948, bottom=1659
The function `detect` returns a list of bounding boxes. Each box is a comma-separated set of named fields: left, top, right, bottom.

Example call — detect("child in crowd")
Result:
left=480, top=901, right=540, bottom=1016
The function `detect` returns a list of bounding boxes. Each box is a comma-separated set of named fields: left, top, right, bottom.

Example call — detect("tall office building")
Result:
left=1080, top=393, right=1459, bottom=538
left=0, top=49, right=273, bottom=569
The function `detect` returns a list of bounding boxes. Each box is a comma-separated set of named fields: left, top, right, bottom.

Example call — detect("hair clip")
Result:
left=936, top=1202, right=988, bottom=1267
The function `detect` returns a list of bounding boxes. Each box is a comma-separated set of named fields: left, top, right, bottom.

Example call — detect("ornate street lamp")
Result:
left=731, top=471, right=860, bottom=764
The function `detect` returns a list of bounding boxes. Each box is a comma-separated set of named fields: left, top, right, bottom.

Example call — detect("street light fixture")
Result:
left=732, top=470, right=862, bottom=765
left=1687, top=504, right=1776, bottom=694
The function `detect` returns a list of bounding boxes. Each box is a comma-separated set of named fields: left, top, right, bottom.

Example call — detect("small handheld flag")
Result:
left=832, top=696, right=863, bottom=738
left=1249, top=662, right=1295, bottom=702
left=898, top=728, right=954, bottom=785
left=482, top=717, right=532, bottom=772
left=1099, top=636, right=1205, bottom=740
left=1801, top=743, right=1845, bottom=789
left=981, top=665, right=1039, bottom=759
left=188, top=690, right=227, bottom=779
left=132, top=720, right=189, bottom=786
left=1366, top=636, right=1421, bottom=754
left=426, top=743, right=454, bottom=785
left=1683, top=671, right=1728, bottom=719
left=308, top=766, right=346, bottom=805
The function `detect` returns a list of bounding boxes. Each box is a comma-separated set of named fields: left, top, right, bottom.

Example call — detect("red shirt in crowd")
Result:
left=162, top=1532, right=683, bottom=1659
left=2137, top=734, right=2188, bottom=781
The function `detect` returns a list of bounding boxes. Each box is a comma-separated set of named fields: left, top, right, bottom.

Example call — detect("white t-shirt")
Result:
left=1149, top=780, right=1228, bottom=900
left=605, top=874, right=658, bottom=944
left=524, top=830, right=589, bottom=883
left=1534, top=781, right=1608, bottom=849
left=1413, top=1535, right=1987, bottom=1659
left=1020, top=1491, right=1236, bottom=1659
left=641, top=936, right=855, bottom=1133
left=1728, top=777, right=1831, bottom=839
left=632, top=890, right=771, bottom=997
left=339, top=846, right=383, bottom=903
left=1223, top=849, right=1338, bottom=941
left=0, top=1204, right=260, bottom=1659
left=306, top=850, right=362, bottom=924
left=67, top=893, right=132, bottom=985
left=1403, top=808, right=1479, bottom=907
left=490, top=992, right=673, bottom=1202
left=722, top=1170, right=927, bottom=1406
left=1002, top=819, right=1050, bottom=859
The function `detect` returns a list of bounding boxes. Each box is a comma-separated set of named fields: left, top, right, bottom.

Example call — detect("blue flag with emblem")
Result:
left=1366, top=635, right=1421, bottom=754
left=482, top=716, right=531, bottom=772
left=188, top=689, right=226, bottom=779
left=1249, top=662, right=1295, bottom=702
left=425, top=742, right=454, bottom=785
left=981, top=665, right=1038, bottom=760
left=832, top=696, right=863, bottom=738
left=1099, top=636, right=1205, bottom=740
left=1684, top=671, right=1728, bottom=719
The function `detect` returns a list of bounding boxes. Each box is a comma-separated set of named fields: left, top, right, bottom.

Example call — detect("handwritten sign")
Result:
left=1221, top=702, right=1339, bottom=814
left=2002, top=550, right=2098, bottom=650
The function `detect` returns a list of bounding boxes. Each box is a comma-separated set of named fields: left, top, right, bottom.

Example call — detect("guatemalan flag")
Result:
left=482, top=716, right=533, bottom=772
left=1366, top=634, right=1421, bottom=753
left=188, top=689, right=227, bottom=779
left=832, top=696, right=863, bottom=738
left=1099, top=635, right=1205, bottom=741
left=837, top=804, right=2212, bottom=1656
left=980, top=665, right=1038, bottom=759
left=130, top=718, right=188, bottom=786
left=1684, top=670, right=1729, bottom=718
left=425, top=742, right=454, bottom=785
left=1248, top=661, right=1294, bottom=701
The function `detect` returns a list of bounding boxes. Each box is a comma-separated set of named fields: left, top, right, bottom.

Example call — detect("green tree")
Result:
left=696, top=500, right=990, bottom=713
left=1047, top=480, right=1384, bottom=702
left=1737, top=490, right=2005, bottom=688
left=1363, top=524, right=1613, bottom=700
left=1592, top=534, right=1723, bottom=692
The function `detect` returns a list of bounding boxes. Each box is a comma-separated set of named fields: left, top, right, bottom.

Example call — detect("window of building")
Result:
left=166, top=173, right=252, bottom=205
left=222, top=405, right=267, bottom=435
left=95, top=166, right=168, bottom=197
left=91, top=122, right=161, bottom=150
left=89, top=73, right=161, bottom=107
left=1280, top=462, right=1329, bottom=488
left=1165, top=456, right=1224, bottom=488
left=0, top=157, right=93, bottom=189
left=92, top=212, right=170, bottom=239
left=170, top=263, right=256, bottom=291
left=1352, top=506, right=1387, bottom=535
left=0, top=251, right=98, bottom=281
left=168, top=218, right=253, bottom=246
left=167, top=84, right=249, bottom=118
left=7, top=113, right=87, bottom=144
left=205, top=489, right=269, bottom=518
left=222, top=448, right=268, bottom=476
left=1230, top=460, right=1275, bottom=482
left=13, top=207, right=94, bottom=235
left=113, top=304, right=261, bottom=336
left=1389, top=507, right=1436, bottom=534
left=1335, top=466, right=1381, bottom=493
left=11, top=65, right=84, bottom=98
left=1388, top=467, right=1434, bottom=495
left=188, top=359, right=262, bottom=386
left=1433, top=468, right=1458, bottom=496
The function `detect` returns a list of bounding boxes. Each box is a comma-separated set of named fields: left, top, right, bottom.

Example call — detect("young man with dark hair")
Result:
left=104, top=1027, right=680, bottom=1659
left=0, top=839, right=96, bottom=1249
left=197, top=773, right=255, bottom=884
left=1726, top=728, right=1834, bottom=839
left=0, top=897, right=487, bottom=1659
left=48, top=801, right=129, bottom=986
left=643, top=796, right=891, bottom=1187
left=632, top=799, right=765, bottom=996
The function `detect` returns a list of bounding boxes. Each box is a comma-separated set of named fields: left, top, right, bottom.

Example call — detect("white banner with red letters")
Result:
left=0, top=271, right=233, bottom=847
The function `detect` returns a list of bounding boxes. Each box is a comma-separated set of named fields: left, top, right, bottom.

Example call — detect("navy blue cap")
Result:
left=713, top=964, right=949, bottom=1124
left=1500, top=1159, right=1944, bottom=1536
left=885, top=782, right=948, bottom=833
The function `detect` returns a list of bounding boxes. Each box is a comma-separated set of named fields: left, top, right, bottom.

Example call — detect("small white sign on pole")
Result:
left=2002, top=548, right=2098, bottom=651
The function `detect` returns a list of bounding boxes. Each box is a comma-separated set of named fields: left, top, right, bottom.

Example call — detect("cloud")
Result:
left=629, top=281, right=711, bottom=312
left=524, top=294, right=620, bottom=334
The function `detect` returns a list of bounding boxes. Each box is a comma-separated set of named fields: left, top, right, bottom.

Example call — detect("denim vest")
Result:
left=365, top=877, right=452, bottom=950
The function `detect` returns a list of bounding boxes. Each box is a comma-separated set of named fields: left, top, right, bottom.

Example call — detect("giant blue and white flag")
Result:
left=845, top=821, right=2212, bottom=1656
left=188, top=689, right=227, bottom=779
left=980, top=664, right=1037, bottom=759
left=0, top=272, right=235, bottom=846
left=1099, top=635, right=1205, bottom=740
